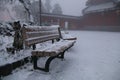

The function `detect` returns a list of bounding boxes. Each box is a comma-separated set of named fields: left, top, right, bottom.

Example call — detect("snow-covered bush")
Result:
left=0, top=36, right=3, bottom=45
left=0, top=22, right=14, bottom=36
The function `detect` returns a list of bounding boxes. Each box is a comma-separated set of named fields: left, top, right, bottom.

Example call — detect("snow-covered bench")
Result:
left=22, top=25, right=76, bottom=72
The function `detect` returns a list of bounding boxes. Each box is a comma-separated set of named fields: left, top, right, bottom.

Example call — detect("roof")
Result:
left=83, top=2, right=116, bottom=14
left=114, top=0, right=120, bottom=3
left=41, top=13, right=80, bottom=20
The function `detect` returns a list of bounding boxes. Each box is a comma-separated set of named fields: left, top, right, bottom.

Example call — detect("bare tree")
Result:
left=52, top=3, right=63, bottom=15
left=45, top=0, right=52, bottom=13
left=30, top=1, right=47, bottom=25
left=0, top=0, right=47, bottom=23
left=18, top=0, right=33, bottom=22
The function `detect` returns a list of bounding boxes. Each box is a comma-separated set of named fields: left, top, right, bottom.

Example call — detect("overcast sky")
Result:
left=50, top=0, right=88, bottom=16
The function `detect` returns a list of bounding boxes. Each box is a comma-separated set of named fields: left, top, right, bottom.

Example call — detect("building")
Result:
left=81, top=0, right=120, bottom=31
left=40, top=0, right=120, bottom=31
left=41, top=13, right=80, bottom=30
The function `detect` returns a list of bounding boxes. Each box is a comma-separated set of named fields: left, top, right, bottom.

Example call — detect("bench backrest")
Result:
left=21, top=25, right=62, bottom=47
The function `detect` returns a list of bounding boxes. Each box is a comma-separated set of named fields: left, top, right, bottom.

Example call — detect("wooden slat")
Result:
left=24, top=26, right=59, bottom=32
left=26, top=30, right=59, bottom=38
left=63, top=37, right=77, bottom=40
left=25, top=34, right=60, bottom=46
left=21, top=26, right=61, bottom=47
left=32, top=51, right=57, bottom=57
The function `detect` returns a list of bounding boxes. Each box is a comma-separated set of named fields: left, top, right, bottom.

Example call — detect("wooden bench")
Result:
left=21, top=25, right=76, bottom=72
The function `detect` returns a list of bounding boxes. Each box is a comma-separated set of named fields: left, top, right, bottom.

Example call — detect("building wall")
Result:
left=41, top=15, right=79, bottom=30
left=80, top=10, right=120, bottom=31
left=86, top=0, right=111, bottom=6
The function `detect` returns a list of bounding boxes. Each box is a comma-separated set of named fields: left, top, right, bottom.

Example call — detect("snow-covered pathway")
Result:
left=3, top=31, right=120, bottom=80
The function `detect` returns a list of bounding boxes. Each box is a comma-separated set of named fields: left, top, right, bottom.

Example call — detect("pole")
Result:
left=39, top=0, right=42, bottom=26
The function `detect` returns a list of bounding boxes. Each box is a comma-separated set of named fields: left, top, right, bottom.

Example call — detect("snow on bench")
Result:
left=32, top=40, right=76, bottom=57
left=62, top=32, right=77, bottom=40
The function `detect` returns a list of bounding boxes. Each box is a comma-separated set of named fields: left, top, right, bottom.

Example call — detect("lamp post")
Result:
left=39, top=0, right=42, bottom=26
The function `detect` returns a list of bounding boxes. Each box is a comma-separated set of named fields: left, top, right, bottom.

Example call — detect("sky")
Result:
left=43, top=0, right=88, bottom=16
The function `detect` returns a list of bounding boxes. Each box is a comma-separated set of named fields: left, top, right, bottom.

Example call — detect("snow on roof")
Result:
left=84, top=2, right=116, bottom=14
left=115, top=0, right=120, bottom=2
left=41, top=13, right=80, bottom=20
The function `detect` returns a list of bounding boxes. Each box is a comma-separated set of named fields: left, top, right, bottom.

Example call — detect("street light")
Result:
left=39, top=0, right=42, bottom=26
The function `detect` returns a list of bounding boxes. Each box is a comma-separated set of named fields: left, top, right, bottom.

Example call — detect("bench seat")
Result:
left=32, top=40, right=76, bottom=57
left=32, top=40, right=76, bottom=72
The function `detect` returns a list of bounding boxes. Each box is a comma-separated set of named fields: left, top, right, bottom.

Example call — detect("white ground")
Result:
left=2, top=31, right=120, bottom=80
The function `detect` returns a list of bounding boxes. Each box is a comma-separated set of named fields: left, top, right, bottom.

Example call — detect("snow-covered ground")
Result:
left=2, top=31, right=120, bottom=80
left=0, top=35, right=32, bottom=66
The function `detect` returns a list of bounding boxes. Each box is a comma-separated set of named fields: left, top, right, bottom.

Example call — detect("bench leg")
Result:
left=33, top=56, right=46, bottom=71
left=52, top=39, right=54, bottom=44
left=56, top=38, right=60, bottom=42
left=33, top=52, right=65, bottom=72
left=33, top=56, right=38, bottom=69
left=44, top=56, right=56, bottom=72
left=57, top=51, right=65, bottom=59
left=33, top=56, right=56, bottom=72
left=32, top=44, right=36, bottom=50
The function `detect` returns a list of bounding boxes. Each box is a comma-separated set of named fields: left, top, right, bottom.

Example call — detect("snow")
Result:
left=0, top=49, right=32, bottom=66
left=62, top=31, right=76, bottom=40
left=26, top=30, right=58, bottom=34
left=0, top=36, right=13, bottom=50
left=24, top=25, right=60, bottom=30
left=0, top=35, right=32, bottom=66
left=2, top=31, right=120, bottom=80
left=33, top=40, right=76, bottom=54
left=84, top=2, right=116, bottom=14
